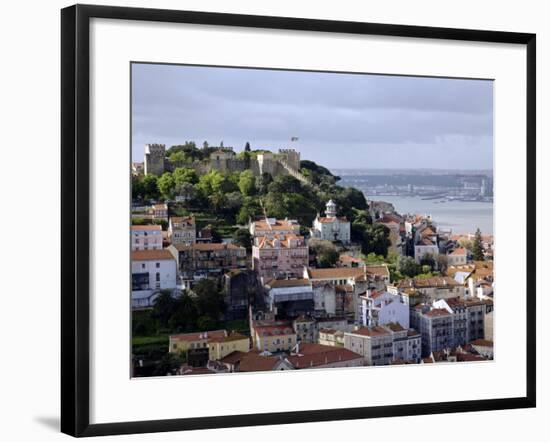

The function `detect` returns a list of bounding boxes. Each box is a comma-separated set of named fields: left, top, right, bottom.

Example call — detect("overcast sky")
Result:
left=131, top=63, right=493, bottom=170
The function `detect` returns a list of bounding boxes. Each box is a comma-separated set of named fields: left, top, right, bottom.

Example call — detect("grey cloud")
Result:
left=131, top=63, right=493, bottom=169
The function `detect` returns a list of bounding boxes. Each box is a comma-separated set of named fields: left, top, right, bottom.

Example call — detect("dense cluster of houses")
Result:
left=131, top=198, right=494, bottom=374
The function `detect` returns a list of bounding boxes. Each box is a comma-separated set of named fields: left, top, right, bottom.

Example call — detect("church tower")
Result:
left=325, top=199, right=337, bottom=218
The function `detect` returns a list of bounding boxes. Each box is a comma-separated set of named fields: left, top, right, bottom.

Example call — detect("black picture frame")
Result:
left=61, top=4, right=536, bottom=437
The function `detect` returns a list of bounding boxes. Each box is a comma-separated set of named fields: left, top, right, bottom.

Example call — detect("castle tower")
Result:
left=144, top=144, right=166, bottom=176
left=278, top=149, right=301, bottom=171
left=325, top=199, right=337, bottom=218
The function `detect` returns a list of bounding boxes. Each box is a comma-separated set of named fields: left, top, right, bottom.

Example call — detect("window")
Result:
left=141, top=263, right=145, bottom=269
left=156, top=262, right=160, bottom=268
left=156, top=272, right=160, bottom=282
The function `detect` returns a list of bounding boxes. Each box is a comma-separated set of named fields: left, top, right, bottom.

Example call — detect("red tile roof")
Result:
left=131, top=224, right=162, bottom=231
left=424, top=308, right=452, bottom=318
left=349, top=326, right=391, bottom=337
left=131, top=249, right=175, bottom=261
left=170, top=330, right=227, bottom=342
left=306, top=267, right=365, bottom=280
left=287, top=344, right=362, bottom=368
left=238, top=353, right=286, bottom=372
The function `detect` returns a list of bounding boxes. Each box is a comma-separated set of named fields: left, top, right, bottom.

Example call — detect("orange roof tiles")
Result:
left=131, top=249, right=175, bottom=261
left=131, top=224, right=162, bottom=231
left=306, top=267, right=364, bottom=280
left=170, top=330, right=227, bottom=342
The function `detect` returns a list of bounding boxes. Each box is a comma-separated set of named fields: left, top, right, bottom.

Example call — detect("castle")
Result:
left=142, top=144, right=308, bottom=183
left=144, top=144, right=166, bottom=176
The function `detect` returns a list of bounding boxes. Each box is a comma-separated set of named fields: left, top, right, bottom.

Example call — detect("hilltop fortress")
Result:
left=142, top=144, right=309, bottom=183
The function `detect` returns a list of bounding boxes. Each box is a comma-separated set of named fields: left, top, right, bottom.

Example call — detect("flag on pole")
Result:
left=290, top=137, right=299, bottom=142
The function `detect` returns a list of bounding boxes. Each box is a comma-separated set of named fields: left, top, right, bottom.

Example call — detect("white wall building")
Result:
left=311, top=200, right=351, bottom=244
left=360, top=290, right=410, bottom=329
left=447, top=247, right=468, bottom=266
left=131, top=224, right=163, bottom=251
left=131, top=249, right=177, bottom=307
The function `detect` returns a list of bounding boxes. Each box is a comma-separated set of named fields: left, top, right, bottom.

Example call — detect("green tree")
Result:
left=243, top=142, right=252, bottom=169
left=396, top=256, right=420, bottom=278
left=173, top=167, right=198, bottom=186
left=419, top=253, right=436, bottom=270
left=472, top=228, right=485, bottom=261
left=238, top=170, right=257, bottom=196
left=309, top=239, right=339, bottom=268
left=157, top=172, right=176, bottom=200
left=364, top=252, right=385, bottom=264
left=151, top=290, right=176, bottom=328
left=132, top=174, right=160, bottom=201
left=268, top=175, right=302, bottom=194
left=153, top=352, right=183, bottom=376
left=168, top=151, right=187, bottom=168
left=233, top=228, right=253, bottom=251
left=236, top=197, right=262, bottom=225
left=168, top=292, right=198, bottom=332
left=197, top=316, right=218, bottom=331
left=256, top=172, right=273, bottom=195
left=193, top=279, right=225, bottom=320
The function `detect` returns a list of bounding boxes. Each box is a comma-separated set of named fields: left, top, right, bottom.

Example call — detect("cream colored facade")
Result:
left=253, top=325, right=297, bottom=353
left=169, top=330, right=227, bottom=354
left=208, top=334, right=250, bottom=360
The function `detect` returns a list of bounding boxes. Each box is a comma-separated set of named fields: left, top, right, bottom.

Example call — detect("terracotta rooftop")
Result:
left=256, top=234, right=305, bottom=249
left=449, top=247, right=467, bottom=256
left=170, top=216, right=195, bottom=226
left=208, top=333, right=249, bottom=344
left=306, top=267, right=365, bottom=280
left=254, top=324, right=295, bottom=337
left=238, top=353, right=286, bottom=372
left=470, top=339, right=494, bottom=348
left=424, top=308, right=452, bottom=318
left=131, top=249, right=175, bottom=261
left=131, top=224, right=162, bottom=231
left=169, top=330, right=227, bottom=342
left=219, top=350, right=247, bottom=365
left=349, top=326, right=391, bottom=337
left=252, top=218, right=300, bottom=232
left=265, top=279, right=311, bottom=289
left=384, top=322, right=406, bottom=332
left=364, top=264, right=390, bottom=278
left=287, top=345, right=363, bottom=369
left=397, top=277, right=461, bottom=289
left=339, top=255, right=364, bottom=264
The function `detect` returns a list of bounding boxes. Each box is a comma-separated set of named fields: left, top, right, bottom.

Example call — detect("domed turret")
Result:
left=325, top=199, right=337, bottom=218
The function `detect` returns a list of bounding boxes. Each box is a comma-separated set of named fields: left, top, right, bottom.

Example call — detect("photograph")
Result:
left=130, top=63, right=495, bottom=377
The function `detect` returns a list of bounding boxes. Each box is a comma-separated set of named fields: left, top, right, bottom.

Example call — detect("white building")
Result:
left=360, top=290, right=410, bottom=329
left=311, top=200, right=351, bottom=244
left=447, top=247, right=468, bottom=266
left=131, top=224, right=163, bottom=251
left=131, top=249, right=177, bottom=308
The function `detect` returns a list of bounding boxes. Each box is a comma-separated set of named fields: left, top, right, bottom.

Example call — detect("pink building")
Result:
left=252, top=234, right=308, bottom=281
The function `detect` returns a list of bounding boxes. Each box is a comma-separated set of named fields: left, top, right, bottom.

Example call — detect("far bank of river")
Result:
left=369, top=195, right=493, bottom=235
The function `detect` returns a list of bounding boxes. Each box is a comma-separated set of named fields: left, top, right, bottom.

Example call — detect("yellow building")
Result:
left=253, top=323, right=297, bottom=353
left=208, top=333, right=250, bottom=361
left=169, top=330, right=227, bottom=354
left=318, top=328, right=345, bottom=347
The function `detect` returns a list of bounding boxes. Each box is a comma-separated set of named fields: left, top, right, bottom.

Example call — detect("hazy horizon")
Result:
left=132, top=63, right=494, bottom=170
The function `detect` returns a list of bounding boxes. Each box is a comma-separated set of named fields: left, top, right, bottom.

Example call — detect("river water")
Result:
left=368, top=195, right=493, bottom=236
left=374, top=195, right=493, bottom=235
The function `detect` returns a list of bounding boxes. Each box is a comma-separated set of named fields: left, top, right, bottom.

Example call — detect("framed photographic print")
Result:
left=61, top=4, right=536, bottom=437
